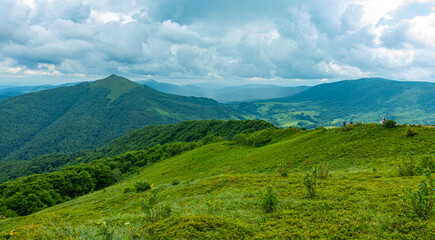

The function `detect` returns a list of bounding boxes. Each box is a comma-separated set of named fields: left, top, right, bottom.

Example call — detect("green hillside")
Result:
left=235, top=78, right=435, bottom=128
left=1, top=124, right=433, bottom=239
left=0, top=120, right=274, bottom=184
left=0, top=75, right=242, bottom=161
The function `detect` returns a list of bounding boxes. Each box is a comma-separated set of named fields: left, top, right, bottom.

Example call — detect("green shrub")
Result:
left=316, top=162, right=329, bottom=180
left=233, top=130, right=272, bottom=147
left=396, top=157, right=418, bottom=176
left=134, top=181, right=151, bottom=192
left=142, top=190, right=171, bottom=222
left=402, top=169, right=434, bottom=220
left=171, top=179, right=179, bottom=186
left=396, top=156, right=434, bottom=176
left=201, top=134, right=224, bottom=144
left=383, top=120, right=396, bottom=128
left=160, top=204, right=172, bottom=219
left=277, top=161, right=288, bottom=177
left=419, top=156, right=434, bottom=173
left=247, top=131, right=272, bottom=147
left=123, top=187, right=132, bottom=193
left=405, top=126, right=417, bottom=137
left=303, top=170, right=317, bottom=198
left=262, top=185, right=278, bottom=213
left=342, top=125, right=354, bottom=131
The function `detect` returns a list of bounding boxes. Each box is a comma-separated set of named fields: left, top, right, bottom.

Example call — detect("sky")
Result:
left=0, top=0, right=435, bottom=86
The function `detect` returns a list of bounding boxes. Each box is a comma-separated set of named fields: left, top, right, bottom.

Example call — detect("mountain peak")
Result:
left=90, top=75, right=140, bottom=102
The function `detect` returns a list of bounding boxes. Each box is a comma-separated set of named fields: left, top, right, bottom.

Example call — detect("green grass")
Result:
left=0, top=124, right=434, bottom=239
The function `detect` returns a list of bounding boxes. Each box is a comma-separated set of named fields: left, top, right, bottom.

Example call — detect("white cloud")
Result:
left=409, top=12, right=435, bottom=47
left=0, top=0, right=435, bottom=84
left=317, top=61, right=368, bottom=78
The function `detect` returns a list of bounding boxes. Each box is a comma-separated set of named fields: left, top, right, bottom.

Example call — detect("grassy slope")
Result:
left=1, top=124, right=434, bottom=239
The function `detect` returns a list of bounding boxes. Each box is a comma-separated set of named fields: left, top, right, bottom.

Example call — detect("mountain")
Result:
left=0, top=83, right=80, bottom=100
left=281, top=78, right=434, bottom=108
left=1, top=124, right=433, bottom=238
left=236, top=78, right=435, bottom=128
left=138, top=79, right=205, bottom=97
left=208, top=84, right=309, bottom=103
left=139, top=79, right=309, bottom=103
left=0, top=75, right=241, bottom=161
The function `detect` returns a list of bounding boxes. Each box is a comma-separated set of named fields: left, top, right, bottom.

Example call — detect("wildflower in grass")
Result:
left=10, top=229, right=17, bottom=236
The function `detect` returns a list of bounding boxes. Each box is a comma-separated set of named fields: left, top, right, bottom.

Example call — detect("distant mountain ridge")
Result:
left=139, top=79, right=309, bottom=103
left=237, top=78, right=435, bottom=128
left=0, top=75, right=241, bottom=161
left=0, top=82, right=80, bottom=100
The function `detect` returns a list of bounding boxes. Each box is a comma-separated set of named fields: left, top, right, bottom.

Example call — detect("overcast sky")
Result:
left=1, top=0, right=435, bottom=86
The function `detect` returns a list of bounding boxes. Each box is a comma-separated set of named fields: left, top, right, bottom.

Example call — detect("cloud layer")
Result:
left=1, top=0, right=435, bottom=85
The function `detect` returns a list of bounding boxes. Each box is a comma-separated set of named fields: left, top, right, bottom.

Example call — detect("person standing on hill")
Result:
left=343, top=121, right=346, bottom=127
left=382, top=117, right=386, bottom=124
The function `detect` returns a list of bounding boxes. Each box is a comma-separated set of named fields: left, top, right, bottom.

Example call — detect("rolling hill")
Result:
left=235, top=78, right=435, bottom=128
left=0, top=75, right=242, bottom=162
left=0, top=124, right=433, bottom=239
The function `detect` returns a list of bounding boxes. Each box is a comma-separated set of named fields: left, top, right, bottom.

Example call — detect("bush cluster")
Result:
left=402, top=170, right=434, bottom=220
left=277, top=161, right=288, bottom=177
left=135, top=181, right=151, bottom=192
left=303, top=170, right=317, bottom=198
left=233, top=130, right=272, bottom=147
left=171, top=179, right=180, bottom=186
left=142, top=190, right=172, bottom=223
left=316, top=162, right=329, bottom=180
left=262, top=185, right=278, bottom=213
left=396, top=156, right=434, bottom=176
left=405, top=126, right=417, bottom=137
left=383, top=120, right=396, bottom=128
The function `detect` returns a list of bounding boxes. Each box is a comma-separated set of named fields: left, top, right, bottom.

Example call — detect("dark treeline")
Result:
left=0, top=120, right=275, bottom=184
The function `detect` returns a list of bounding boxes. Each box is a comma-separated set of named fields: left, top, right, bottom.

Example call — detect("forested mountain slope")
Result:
left=0, top=75, right=241, bottom=161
